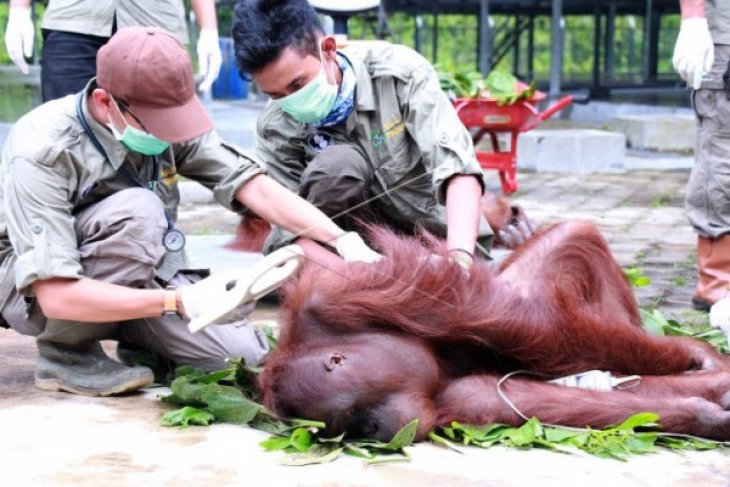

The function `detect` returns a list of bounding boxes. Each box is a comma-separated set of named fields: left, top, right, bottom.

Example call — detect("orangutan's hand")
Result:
left=495, top=205, right=537, bottom=248
left=481, top=193, right=538, bottom=249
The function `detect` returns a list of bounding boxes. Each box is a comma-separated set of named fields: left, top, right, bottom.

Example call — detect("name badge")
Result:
left=307, top=132, right=334, bottom=153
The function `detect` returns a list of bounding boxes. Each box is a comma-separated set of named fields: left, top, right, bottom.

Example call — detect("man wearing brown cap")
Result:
left=0, top=26, right=380, bottom=396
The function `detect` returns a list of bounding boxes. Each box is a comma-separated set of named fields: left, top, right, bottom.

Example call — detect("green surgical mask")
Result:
left=107, top=100, right=170, bottom=155
left=276, top=62, right=338, bottom=123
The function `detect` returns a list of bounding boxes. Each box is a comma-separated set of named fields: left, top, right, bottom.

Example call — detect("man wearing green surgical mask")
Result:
left=231, top=0, right=535, bottom=267
left=0, top=26, right=379, bottom=397
left=106, top=94, right=171, bottom=155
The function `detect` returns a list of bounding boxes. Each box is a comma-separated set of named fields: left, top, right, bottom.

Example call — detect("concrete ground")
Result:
left=2, top=166, right=730, bottom=485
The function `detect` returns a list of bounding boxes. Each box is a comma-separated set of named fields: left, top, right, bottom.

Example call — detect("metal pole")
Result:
left=642, top=0, right=653, bottom=81
left=593, top=3, right=602, bottom=91
left=432, top=13, right=439, bottom=63
left=628, top=15, right=636, bottom=77
left=332, top=15, right=348, bottom=36
left=478, top=0, right=491, bottom=74
left=648, top=7, right=660, bottom=80
left=377, top=2, right=387, bottom=39
left=549, top=0, right=564, bottom=96
left=527, top=15, right=535, bottom=80
left=605, top=0, right=616, bottom=82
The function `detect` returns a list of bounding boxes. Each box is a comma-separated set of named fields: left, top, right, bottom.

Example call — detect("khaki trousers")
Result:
left=1, top=188, right=269, bottom=371
left=686, top=45, right=730, bottom=238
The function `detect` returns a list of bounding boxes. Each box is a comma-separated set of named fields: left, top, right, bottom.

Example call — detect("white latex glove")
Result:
left=4, top=7, right=34, bottom=75
left=709, top=296, right=730, bottom=338
left=335, top=232, right=382, bottom=263
left=180, top=270, right=257, bottom=331
left=672, top=17, right=714, bottom=90
left=196, top=28, right=222, bottom=93
left=182, top=245, right=304, bottom=332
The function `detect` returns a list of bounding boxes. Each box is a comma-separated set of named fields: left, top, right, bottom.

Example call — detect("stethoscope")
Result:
left=75, top=92, right=185, bottom=252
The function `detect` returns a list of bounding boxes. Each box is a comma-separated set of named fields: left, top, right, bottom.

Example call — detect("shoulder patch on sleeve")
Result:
left=5, top=107, right=81, bottom=168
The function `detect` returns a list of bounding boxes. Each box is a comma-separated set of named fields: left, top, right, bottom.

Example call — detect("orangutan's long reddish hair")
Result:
left=259, top=221, right=730, bottom=442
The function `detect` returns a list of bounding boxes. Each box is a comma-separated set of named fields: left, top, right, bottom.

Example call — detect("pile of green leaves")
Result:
left=160, top=351, right=724, bottom=465
left=160, top=361, right=266, bottom=427
left=160, top=360, right=417, bottom=465
left=159, top=289, right=727, bottom=464
left=641, top=308, right=730, bottom=354
left=438, top=69, right=485, bottom=99
left=623, top=267, right=728, bottom=352
left=437, top=67, right=535, bottom=104
left=433, top=414, right=719, bottom=461
left=260, top=419, right=418, bottom=466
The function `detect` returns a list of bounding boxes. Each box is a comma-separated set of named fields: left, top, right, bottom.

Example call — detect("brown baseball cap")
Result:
left=97, top=26, right=213, bottom=143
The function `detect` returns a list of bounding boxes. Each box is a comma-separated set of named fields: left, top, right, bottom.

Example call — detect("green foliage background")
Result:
left=0, top=4, right=680, bottom=83
left=0, top=3, right=10, bottom=64
left=345, top=12, right=680, bottom=83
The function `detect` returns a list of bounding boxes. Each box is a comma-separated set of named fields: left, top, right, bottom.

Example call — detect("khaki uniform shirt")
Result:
left=256, top=42, right=492, bottom=252
left=708, top=0, right=730, bottom=45
left=0, top=81, right=265, bottom=310
left=42, top=0, right=190, bottom=44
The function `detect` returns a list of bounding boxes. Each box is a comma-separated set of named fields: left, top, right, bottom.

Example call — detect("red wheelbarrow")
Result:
left=454, top=90, right=573, bottom=195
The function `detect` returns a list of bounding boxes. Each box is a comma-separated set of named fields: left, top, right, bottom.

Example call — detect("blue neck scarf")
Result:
left=315, top=53, right=356, bottom=127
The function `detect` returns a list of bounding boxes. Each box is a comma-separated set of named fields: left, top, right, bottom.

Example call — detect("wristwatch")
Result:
left=162, top=285, right=181, bottom=318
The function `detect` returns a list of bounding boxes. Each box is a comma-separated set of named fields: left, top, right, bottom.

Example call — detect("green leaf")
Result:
left=638, top=308, right=730, bottom=353
left=160, top=406, right=215, bottom=427
left=169, top=376, right=208, bottom=403
left=615, top=412, right=660, bottom=431
left=201, top=384, right=262, bottom=424
left=544, top=427, right=587, bottom=445
left=343, top=443, right=377, bottom=459
left=640, top=308, right=668, bottom=336
left=383, top=419, right=419, bottom=450
left=250, top=416, right=294, bottom=435
left=159, top=393, right=187, bottom=406
left=289, top=418, right=327, bottom=429
left=485, top=70, right=518, bottom=99
left=450, top=421, right=509, bottom=442
left=259, top=436, right=293, bottom=452
left=499, top=418, right=543, bottom=447
left=624, top=434, right=659, bottom=454
left=173, top=365, right=206, bottom=379
left=318, top=432, right=346, bottom=444
left=281, top=445, right=344, bottom=466
left=657, top=435, right=723, bottom=451
left=199, top=368, right=236, bottom=384
left=624, top=267, right=651, bottom=287
left=427, top=431, right=465, bottom=454
left=290, top=428, right=316, bottom=452
left=364, top=453, right=412, bottom=466
left=633, top=276, right=651, bottom=286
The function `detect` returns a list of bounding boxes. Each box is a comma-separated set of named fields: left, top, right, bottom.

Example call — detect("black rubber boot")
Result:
left=116, top=342, right=175, bottom=384
left=691, top=296, right=712, bottom=313
left=35, top=341, right=154, bottom=396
